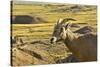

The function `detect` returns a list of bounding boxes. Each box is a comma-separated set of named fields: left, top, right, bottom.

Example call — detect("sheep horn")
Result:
left=56, top=18, right=63, bottom=24
left=61, top=18, right=76, bottom=24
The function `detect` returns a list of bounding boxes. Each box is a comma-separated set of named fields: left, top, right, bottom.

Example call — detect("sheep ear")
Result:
left=65, top=22, right=72, bottom=29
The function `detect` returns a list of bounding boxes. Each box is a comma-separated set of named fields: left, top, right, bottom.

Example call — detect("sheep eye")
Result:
left=61, top=27, right=63, bottom=31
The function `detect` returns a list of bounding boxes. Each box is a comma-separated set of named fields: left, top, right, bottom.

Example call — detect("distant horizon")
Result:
left=12, top=0, right=96, bottom=6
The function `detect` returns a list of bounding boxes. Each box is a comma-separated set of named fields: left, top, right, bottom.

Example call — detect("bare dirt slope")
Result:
left=12, top=41, right=70, bottom=66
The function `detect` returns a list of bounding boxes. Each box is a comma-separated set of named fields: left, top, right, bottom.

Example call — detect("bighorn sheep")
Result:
left=50, top=18, right=97, bottom=62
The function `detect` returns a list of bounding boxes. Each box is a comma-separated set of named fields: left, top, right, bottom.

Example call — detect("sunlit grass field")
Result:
left=12, top=2, right=97, bottom=39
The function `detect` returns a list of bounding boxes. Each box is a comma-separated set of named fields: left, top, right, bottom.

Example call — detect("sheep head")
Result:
left=50, top=18, right=76, bottom=44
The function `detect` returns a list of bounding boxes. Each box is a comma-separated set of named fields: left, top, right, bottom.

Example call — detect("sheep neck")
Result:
left=65, top=29, right=77, bottom=42
left=63, top=29, right=79, bottom=51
